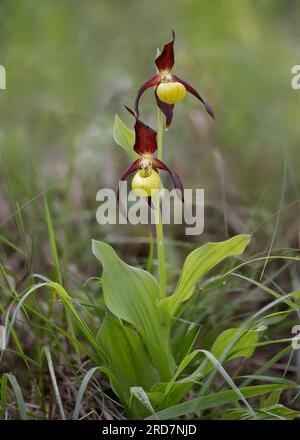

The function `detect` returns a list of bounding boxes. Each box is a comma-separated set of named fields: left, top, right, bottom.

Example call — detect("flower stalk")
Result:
left=155, top=108, right=167, bottom=298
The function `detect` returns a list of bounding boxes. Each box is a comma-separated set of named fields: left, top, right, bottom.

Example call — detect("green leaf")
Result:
left=159, top=234, right=251, bottom=323
left=97, top=316, right=159, bottom=405
left=150, top=380, right=196, bottom=411
left=113, top=114, right=137, bottom=160
left=130, top=387, right=156, bottom=419
left=155, top=328, right=259, bottom=410
left=92, top=240, right=175, bottom=381
left=264, top=390, right=282, bottom=407
left=186, top=328, right=259, bottom=381
left=98, top=366, right=125, bottom=404
left=145, top=390, right=165, bottom=408
left=146, top=384, right=297, bottom=420
left=172, top=322, right=200, bottom=364
left=211, top=328, right=258, bottom=362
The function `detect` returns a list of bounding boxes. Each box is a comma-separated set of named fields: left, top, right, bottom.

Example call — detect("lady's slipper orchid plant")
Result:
left=90, top=34, right=257, bottom=420
left=119, top=106, right=183, bottom=202
left=134, top=30, right=215, bottom=128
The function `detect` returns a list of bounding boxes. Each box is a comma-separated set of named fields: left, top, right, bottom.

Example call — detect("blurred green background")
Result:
left=1, top=0, right=300, bottom=282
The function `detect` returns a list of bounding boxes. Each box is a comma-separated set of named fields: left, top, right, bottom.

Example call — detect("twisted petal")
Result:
left=155, top=30, right=175, bottom=72
left=155, top=87, right=174, bottom=129
left=172, top=74, right=215, bottom=119
left=152, top=157, right=184, bottom=202
left=119, top=158, right=141, bottom=182
left=124, top=105, right=157, bottom=155
left=134, top=74, right=160, bottom=117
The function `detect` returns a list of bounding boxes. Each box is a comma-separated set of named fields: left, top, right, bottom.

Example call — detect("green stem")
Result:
left=157, top=107, right=163, bottom=161
left=155, top=109, right=166, bottom=298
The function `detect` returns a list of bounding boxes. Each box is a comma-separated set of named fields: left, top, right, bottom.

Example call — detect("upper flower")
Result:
left=134, top=30, right=215, bottom=128
left=118, top=106, right=183, bottom=203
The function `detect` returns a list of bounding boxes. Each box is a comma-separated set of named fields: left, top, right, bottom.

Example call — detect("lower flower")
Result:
left=117, top=106, right=184, bottom=207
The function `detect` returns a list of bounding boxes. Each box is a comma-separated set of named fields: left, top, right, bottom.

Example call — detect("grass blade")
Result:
left=1, top=373, right=27, bottom=420
left=43, top=346, right=65, bottom=420
left=44, top=196, right=62, bottom=284
left=146, top=384, right=297, bottom=420
left=72, top=367, right=99, bottom=420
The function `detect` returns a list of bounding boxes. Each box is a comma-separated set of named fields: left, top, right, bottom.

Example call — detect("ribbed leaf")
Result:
left=202, top=328, right=259, bottom=375
left=92, top=240, right=175, bottom=381
left=130, top=386, right=156, bottom=419
left=97, top=316, right=159, bottom=405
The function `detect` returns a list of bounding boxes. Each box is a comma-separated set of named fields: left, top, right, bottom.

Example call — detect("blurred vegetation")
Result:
left=1, top=1, right=300, bottom=266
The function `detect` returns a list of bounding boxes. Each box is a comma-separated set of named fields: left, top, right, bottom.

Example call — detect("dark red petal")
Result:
left=134, top=74, right=160, bottom=117
left=124, top=105, right=157, bottom=155
left=155, top=30, right=175, bottom=72
left=152, top=157, right=184, bottom=202
left=172, top=74, right=215, bottom=119
left=155, top=87, right=174, bottom=129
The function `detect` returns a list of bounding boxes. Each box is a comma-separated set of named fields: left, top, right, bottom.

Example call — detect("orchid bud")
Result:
left=156, top=81, right=187, bottom=104
left=131, top=169, right=161, bottom=197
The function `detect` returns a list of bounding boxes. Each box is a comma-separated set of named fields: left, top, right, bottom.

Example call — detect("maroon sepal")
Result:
left=172, top=74, right=215, bottom=119
left=155, top=30, right=175, bottom=72
left=119, top=158, right=141, bottom=182
left=155, top=87, right=174, bottom=129
left=134, top=74, right=160, bottom=117
left=152, top=157, right=184, bottom=202
left=124, top=106, right=157, bottom=154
